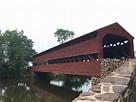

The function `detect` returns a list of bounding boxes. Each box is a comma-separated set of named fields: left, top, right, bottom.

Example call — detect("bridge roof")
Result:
left=34, top=22, right=134, bottom=58
left=34, top=31, right=98, bottom=58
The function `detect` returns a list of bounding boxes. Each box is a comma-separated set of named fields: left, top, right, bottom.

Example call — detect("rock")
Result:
left=95, top=93, right=119, bottom=101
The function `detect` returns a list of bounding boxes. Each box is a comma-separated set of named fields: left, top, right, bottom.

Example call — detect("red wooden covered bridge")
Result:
left=32, top=23, right=134, bottom=77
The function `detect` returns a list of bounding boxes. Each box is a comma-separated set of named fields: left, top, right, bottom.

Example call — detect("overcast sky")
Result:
left=0, top=0, right=136, bottom=52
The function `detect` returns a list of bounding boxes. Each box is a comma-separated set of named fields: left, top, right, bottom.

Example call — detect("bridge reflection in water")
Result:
left=32, top=75, right=91, bottom=102
left=0, top=75, right=91, bottom=102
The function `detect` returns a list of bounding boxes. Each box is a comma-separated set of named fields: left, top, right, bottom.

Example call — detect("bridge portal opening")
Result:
left=103, top=34, right=131, bottom=58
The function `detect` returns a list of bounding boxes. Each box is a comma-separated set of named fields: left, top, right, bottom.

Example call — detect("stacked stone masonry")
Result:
left=73, top=59, right=136, bottom=102
left=92, top=58, right=128, bottom=85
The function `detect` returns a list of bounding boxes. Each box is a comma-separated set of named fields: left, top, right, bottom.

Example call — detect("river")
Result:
left=0, top=75, right=91, bottom=102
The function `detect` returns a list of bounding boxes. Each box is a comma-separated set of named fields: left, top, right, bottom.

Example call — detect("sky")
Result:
left=0, top=0, right=136, bottom=53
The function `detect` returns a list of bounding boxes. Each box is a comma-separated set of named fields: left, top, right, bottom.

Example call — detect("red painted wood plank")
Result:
left=32, top=61, right=100, bottom=77
left=33, top=38, right=99, bottom=63
left=98, top=23, right=134, bottom=58
left=98, top=23, right=134, bottom=39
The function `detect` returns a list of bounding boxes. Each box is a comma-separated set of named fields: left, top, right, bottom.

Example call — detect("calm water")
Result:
left=0, top=75, right=91, bottom=102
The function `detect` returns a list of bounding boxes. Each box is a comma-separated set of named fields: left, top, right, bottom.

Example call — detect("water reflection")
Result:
left=0, top=79, right=31, bottom=102
left=50, top=75, right=91, bottom=92
left=0, top=75, right=91, bottom=102
left=32, top=79, right=80, bottom=102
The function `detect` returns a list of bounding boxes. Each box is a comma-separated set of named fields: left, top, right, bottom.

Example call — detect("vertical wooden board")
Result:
left=33, top=38, right=99, bottom=63
left=32, top=61, right=100, bottom=77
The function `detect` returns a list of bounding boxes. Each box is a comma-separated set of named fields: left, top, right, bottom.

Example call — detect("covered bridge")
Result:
left=32, top=22, right=134, bottom=77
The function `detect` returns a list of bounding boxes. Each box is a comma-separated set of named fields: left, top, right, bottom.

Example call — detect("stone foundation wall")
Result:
left=73, top=59, right=136, bottom=102
left=117, top=61, right=136, bottom=102
left=92, top=58, right=127, bottom=85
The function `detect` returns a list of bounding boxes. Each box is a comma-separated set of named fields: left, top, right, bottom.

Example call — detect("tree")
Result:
left=54, top=29, right=75, bottom=43
left=0, top=30, right=36, bottom=78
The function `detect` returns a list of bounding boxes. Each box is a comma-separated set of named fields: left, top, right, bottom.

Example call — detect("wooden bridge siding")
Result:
left=130, top=39, right=134, bottom=58
left=33, top=38, right=99, bottom=63
left=97, top=23, right=134, bottom=58
left=98, top=23, right=133, bottom=39
left=33, top=61, right=100, bottom=77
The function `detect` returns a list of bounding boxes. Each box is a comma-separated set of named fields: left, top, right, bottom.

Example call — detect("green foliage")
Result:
left=54, top=29, right=75, bottom=43
left=0, top=30, right=36, bottom=78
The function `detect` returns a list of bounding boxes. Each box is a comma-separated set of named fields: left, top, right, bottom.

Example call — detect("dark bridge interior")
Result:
left=103, top=34, right=130, bottom=58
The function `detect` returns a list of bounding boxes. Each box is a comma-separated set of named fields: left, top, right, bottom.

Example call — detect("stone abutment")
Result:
left=73, top=59, right=136, bottom=102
